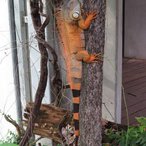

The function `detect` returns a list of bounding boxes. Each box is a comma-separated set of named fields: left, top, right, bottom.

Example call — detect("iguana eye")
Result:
left=72, top=11, right=80, bottom=19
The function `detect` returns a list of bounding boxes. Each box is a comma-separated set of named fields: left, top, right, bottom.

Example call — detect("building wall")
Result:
left=124, top=0, right=146, bottom=59
left=102, top=0, right=122, bottom=123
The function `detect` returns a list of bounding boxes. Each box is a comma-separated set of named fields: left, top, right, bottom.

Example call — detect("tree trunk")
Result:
left=79, top=0, right=106, bottom=146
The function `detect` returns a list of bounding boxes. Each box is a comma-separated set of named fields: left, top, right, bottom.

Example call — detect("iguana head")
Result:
left=62, top=0, right=83, bottom=22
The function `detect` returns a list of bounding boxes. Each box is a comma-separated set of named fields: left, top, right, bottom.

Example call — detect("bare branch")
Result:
left=39, top=15, right=50, bottom=32
left=36, top=36, right=63, bottom=106
left=2, top=113, right=24, bottom=138
left=19, top=1, right=48, bottom=145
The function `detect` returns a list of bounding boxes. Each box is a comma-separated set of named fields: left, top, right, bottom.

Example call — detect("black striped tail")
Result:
left=72, top=89, right=80, bottom=146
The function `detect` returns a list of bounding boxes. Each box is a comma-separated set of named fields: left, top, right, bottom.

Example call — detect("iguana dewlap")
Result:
left=55, top=0, right=98, bottom=145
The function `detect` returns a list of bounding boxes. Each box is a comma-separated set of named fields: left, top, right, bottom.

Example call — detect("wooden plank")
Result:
left=123, top=72, right=146, bottom=83
left=123, top=61, right=146, bottom=73
left=123, top=76, right=146, bottom=88
left=122, top=58, right=146, bottom=125
left=122, top=95, right=146, bottom=108
left=122, top=99, right=146, bottom=114
left=123, top=66, right=146, bottom=78
left=122, top=108, right=146, bottom=125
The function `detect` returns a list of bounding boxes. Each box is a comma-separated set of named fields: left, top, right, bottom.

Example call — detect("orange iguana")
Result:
left=55, top=0, right=100, bottom=145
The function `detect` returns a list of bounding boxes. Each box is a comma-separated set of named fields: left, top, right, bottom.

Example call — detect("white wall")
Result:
left=0, top=0, right=17, bottom=139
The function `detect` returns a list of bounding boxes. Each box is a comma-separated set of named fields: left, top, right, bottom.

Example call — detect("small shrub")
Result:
left=104, top=117, right=146, bottom=146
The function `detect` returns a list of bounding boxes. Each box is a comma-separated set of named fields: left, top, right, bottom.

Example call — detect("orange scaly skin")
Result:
left=55, top=1, right=99, bottom=145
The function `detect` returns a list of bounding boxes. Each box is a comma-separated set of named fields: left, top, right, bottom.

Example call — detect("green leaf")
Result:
left=136, top=117, right=146, bottom=126
left=0, top=143, right=18, bottom=146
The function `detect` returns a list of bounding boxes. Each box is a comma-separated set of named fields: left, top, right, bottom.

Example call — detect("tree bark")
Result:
left=79, top=0, right=106, bottom=146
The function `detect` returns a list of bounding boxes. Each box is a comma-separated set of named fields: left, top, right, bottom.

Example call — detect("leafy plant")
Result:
left=0, top=130, right=20, bottom=144
left=0, top=144, right=18, bottom=146
left=104, top=117, right=146, bottom=146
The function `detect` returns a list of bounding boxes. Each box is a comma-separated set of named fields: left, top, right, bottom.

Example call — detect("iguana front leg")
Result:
left=78, top=12, right=97, bottom=29
left=77, top=12, right=100, bottom=63
left=75, top=50, right=101, bottom=63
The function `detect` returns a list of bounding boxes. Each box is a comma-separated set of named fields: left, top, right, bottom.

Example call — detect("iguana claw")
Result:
left=88, top=53, right=102, bottom=63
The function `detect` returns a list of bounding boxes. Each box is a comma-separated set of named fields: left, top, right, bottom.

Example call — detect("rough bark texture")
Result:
left=79, top=0, right=106, bottom=146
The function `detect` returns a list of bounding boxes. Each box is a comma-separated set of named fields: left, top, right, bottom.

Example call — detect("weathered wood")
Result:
left=23, top=103, right=72, bottom=143
left=23, top=103, right=131, bottom=144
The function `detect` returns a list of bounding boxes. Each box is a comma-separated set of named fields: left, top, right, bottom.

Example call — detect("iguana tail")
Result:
left=72, top=85, right=80, bottom=145
left=70, top=55, right=82, bottom=145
